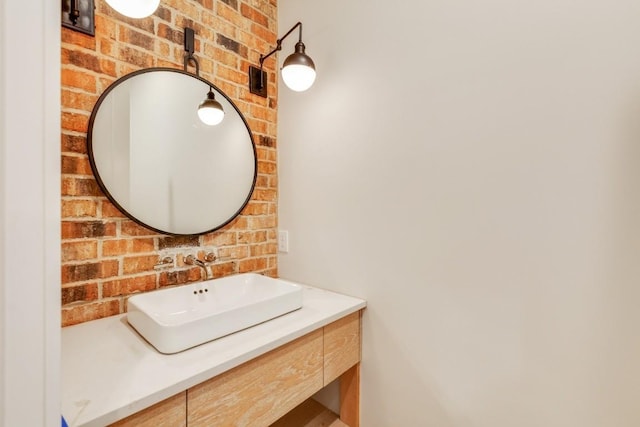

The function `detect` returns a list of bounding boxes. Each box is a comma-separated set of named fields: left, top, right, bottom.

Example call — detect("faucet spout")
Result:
left=184, top=255, right=211, bottom=280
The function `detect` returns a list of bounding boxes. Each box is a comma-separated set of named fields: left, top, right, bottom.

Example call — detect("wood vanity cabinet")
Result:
left=109, top=392, right=187, bottom=427
left=109, top=311, right=362, bottom=427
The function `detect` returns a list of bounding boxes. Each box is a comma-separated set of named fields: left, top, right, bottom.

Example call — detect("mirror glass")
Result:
left=88, top=68, right=256, bottom=235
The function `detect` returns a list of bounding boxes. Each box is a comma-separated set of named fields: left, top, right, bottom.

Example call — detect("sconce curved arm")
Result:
left=259, top=22, right=303, bottom=69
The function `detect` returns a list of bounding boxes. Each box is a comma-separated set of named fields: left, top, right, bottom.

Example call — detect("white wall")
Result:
left=0, top=1, right=60, bottom=426
left=278, top=1, right=640, bottom=425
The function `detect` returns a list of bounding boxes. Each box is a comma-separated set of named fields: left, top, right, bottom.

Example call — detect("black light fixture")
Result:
left=61, top=0, right=95, bottom=36
left=249, top=22, right=316, bottom=98
left=184, top=28, right=225, bottom=126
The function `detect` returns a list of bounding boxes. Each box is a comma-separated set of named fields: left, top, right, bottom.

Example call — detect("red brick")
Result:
left=217, top=245, right=248, bottom=259
left=252, top=188, right=276, bottom=201
left=62, top=241, right=98, bottom=262
left=159, top=269, right=201, bottom=287
left=61, top=154, right=93, bottom=176
left=62, top=48, right=102, bottom=73
left=61, top=133, right=87, bottom=154
left=121, top=220, right=157, bottom=237
left=62, top=28, right=97, bottom=49
left=238, top=257, right=267, bottom=273
left=102, top=238, right=155, bottom=256
left=61, top=283, right=99, bottom=305
left=102, top=274, right=157, bottom=297
left=118, top=46, right=154, bottom=68
left=212, top=261, right=236, bottom=278
left=99, top=39, right=116, bottom=56
left=194, top=0, right=213, bottom=10
left=250, top=243, right=277, bottom=257
left=217, top=3, right=243, bottom=26
left=158, top=235, right=200, bottom=249
left=226, top=216, right=248, bottom=230
left=61, top=199, right=98, bottom=218
left=257, top=162, right=277, bottom=175
left=61, top=69, right=97, bottom=93
left=204, top=45, right=238, bottom=68
left=94, top=14, right=117, bottom=39
left=61, top=90, right=98, bottom=112
left=216, top=64, right=246, bottom=85
left=240, top=4, right=269, bottom=27
left=98, top=77, right=116, bottom=93
left=237, top=230, right=267, bottom=244
left=250, top=23, right=277, bottom=45
left=61, top=259, right=119, bottom=284
left=100, top=200, right=126, bottom=218
left=155, top=5, right=173, bottom=22
left=99, top=59, right=117, bottom=77
left=202, top=231, right=237, bottom=247
left=61, top=176, right=102, bottom=197
left=255, top=175, right=268, bottom=188
left=250, top=104, right=274, bottom=121
left=62, top=220, right=117, bottom=239
left=123, top=255, right=160, bottom=275
left=241, top=202, right=269, bottom=216
left=202, top=11, right=237, bottom=37
left=157, top=23, right=184, bottom=45
left=61, top=299, right=120, bottom=327
left=118, top=26, right=155, bottom=51
left=61, top=111, right=90, bottom=133
left=247, top=215, right=276, bottom=229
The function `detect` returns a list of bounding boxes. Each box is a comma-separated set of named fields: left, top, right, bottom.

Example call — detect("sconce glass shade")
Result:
left=105, top=0, right=160, bottom=18
left=281, top=42, right=316, bottom=92
left=198, top=90, right=225, bottom=126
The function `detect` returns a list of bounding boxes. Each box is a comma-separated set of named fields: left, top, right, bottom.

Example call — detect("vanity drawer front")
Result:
left=324, top=311, right=361, bottom=385
left=108, top=392, right=186, bottom=427
left=187, top=329, right=324, bottom=427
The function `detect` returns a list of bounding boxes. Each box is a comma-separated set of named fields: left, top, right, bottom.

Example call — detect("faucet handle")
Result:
left=183, top=254, right=197, bottom=265
left=153, top=256, right=174, bottom=270
left=203, top=252, right=216, bottom=263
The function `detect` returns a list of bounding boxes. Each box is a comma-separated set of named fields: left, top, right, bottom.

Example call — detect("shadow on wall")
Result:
left=360, top=308, right=456, bottom=427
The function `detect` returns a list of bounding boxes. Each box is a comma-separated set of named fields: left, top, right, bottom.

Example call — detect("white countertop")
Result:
left=61, top=283, right=366, bottom=427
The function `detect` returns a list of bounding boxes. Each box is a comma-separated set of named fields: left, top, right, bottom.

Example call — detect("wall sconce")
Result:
left=62, top=0, right=158, bottom=35
left=61, top=0, right=95, bottom=36
left=248, top=22, right=316, bottom=98
left=105, top=0, right=160, bottom=18
left=183, top=28, right=225, bottom=126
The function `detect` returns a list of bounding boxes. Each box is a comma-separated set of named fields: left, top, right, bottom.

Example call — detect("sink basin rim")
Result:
left=126, top=273, right=303, bottom=354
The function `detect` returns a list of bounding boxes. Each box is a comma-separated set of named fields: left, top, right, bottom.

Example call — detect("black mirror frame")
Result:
left=86, top=67, right=258, bottom=236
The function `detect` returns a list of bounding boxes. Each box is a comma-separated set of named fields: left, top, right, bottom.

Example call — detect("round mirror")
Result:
left=88, top=68, right=257, bottom=235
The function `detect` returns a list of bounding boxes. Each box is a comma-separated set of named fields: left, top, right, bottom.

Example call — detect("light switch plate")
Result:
left=278, top=230, right=289, bottom=253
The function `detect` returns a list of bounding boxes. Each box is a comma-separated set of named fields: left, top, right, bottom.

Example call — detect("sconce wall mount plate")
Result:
left=248, top=66, right=268, bottom=98
left=61, top=0, right=95, bottom=36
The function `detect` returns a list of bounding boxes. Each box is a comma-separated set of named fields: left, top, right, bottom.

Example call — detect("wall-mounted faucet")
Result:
left=184, top=253, right=216, bottom=280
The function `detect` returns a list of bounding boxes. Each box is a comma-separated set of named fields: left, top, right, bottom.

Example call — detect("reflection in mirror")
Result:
left=197, top=87, right=225, bottom=126
left=88, top=68, right=257, bottom=235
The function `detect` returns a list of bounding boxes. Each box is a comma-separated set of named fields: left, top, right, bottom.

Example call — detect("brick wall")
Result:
left=61, top=0, right=279, bottom=326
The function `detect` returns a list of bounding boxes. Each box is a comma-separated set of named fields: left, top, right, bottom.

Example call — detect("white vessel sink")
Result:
left=127, top=273, right=303, bottom=354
